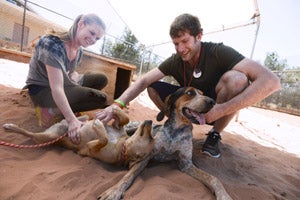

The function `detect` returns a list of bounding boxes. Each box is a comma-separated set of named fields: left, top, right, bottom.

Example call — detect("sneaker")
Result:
left=202, top=131, right=221, bottom=158
left=35, top=106, right=63, bottom=128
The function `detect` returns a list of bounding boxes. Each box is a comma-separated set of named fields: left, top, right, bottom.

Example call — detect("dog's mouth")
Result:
left=183, top=108, right=206, bottom=125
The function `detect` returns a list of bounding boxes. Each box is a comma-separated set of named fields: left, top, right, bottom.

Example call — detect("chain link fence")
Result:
left=1, top=0, right=165, bottom=71
left=255, top=70, right=300, bottom=116
left=1, top=0, right=299, bottom=116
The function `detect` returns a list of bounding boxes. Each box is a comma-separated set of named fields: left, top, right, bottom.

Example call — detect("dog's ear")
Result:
left=156, top=110, right=165, bottom=121
left=156, top=95, right=171, bottom=121
left=156, top=87, right=187, bottom=121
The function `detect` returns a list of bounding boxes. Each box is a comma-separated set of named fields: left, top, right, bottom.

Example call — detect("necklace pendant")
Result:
left=193, top=69, right=202, bottom=78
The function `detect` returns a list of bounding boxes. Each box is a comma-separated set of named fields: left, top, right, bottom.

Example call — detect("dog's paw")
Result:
left=3, top=123, right=15, bottom=130
left=94, top=119, right=104, bottom=126
left=97, top=186, right=124, bottom=200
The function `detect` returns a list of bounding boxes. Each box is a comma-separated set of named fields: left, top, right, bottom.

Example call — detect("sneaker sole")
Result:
left=202, top=150, right=221, bottom=158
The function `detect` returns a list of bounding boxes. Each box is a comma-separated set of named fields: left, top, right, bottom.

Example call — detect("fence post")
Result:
left=20, top=0, right=27, bottom=52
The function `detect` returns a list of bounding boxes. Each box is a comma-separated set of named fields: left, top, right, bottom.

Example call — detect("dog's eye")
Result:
left=186, top=90, right=196, bottom=97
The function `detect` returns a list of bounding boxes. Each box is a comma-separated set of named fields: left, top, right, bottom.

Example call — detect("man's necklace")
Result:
left=183, top=46, right=202, bottom=87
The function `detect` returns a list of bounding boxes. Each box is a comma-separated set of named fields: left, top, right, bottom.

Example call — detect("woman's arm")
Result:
left=68, top=71, right=82, bottom=84
left=46, top=65, right=82, bottom=143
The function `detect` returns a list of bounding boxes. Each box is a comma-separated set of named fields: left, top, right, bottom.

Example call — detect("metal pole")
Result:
left=250, top=0, right=261, bottom=59
left=20, top=0, right=27, bottom=52
left=101, top=36, right=106, bottom=55
left=235, top=0, right=260, bottom=122
left=139, top=49, right=145, bottom=76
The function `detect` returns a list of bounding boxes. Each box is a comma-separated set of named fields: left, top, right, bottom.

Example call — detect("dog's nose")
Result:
left=144, top=120, right=153, bottom=126
left=207, top=98, right=216, bottom=107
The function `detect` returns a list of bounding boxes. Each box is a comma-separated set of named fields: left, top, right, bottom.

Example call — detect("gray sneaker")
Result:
left=202, top=131, right=221, bottom=158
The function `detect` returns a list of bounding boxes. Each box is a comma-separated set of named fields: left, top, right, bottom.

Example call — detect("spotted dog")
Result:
left=98, top=87, right=232, bottom=200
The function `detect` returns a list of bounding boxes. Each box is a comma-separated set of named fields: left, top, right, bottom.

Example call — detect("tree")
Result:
left=100, top=28, right=165, bottom=75
left=264, top=51, right=287, bottom=71
left=108, top=27, right=142, bottom=67
left=260, top=51, right=300, bottom=112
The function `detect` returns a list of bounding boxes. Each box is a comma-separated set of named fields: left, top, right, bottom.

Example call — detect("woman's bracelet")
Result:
left=113, top=99, right=126, bottom=108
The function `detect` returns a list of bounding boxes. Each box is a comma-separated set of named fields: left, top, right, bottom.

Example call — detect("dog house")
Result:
left=77, top=50, right=136, bottom=103
left=0, top=47, right=136, bottom=104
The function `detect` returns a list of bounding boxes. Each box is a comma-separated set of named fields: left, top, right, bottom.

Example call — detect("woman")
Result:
left=25, top=14, right=108, bottom=144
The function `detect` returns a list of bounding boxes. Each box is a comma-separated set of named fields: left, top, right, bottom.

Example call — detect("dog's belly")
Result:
left=88, top=127, right=127, bottom=164
left=105, top=126, right=127, bottom=144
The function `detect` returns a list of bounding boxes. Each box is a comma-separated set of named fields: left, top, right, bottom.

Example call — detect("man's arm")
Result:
left=118, top=68, right=164, bottom=105
left=205, top=58, right=281, bottom=123
left=96, top=68, right=165, bottom=124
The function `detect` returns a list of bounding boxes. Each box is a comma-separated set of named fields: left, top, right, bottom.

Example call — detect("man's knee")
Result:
left=216, top=70, right=249, bottom=101
left=147, top=86, right=156, bottom=98
left=147, top=87, right=164, bottom=110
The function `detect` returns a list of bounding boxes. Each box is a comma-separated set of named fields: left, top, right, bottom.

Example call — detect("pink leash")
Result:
left=0, top=132, right=68, bottom=149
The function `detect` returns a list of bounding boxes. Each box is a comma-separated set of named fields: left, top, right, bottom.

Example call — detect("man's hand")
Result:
left=204, top=104, right=226, bottom=124
left=95, top=105, right=121, bottom=129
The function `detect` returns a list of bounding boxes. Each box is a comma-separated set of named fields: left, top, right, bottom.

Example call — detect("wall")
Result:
left=0, top=0, right=65, bottom=47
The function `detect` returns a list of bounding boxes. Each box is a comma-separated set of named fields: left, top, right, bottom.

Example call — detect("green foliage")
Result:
left=99, top=28, right=164, bottom=75
left=260, top=51, right=300, bottom=113
left=104, top=28, right=142, bottom=67
left=264, top=52, right=287, bottom=71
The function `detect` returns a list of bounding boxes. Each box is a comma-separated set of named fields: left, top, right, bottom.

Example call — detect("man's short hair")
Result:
left=169, top=13, right=203, bottom=38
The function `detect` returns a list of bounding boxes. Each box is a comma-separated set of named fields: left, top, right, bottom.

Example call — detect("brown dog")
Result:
left=98, top=87, right=232, bottom=200
left=3, top=106, right=154, bottom=168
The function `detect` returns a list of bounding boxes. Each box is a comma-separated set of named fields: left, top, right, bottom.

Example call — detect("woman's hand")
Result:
left=67, top=118, right=83, bottom=144
left=69, top=71, right=82, bottom=84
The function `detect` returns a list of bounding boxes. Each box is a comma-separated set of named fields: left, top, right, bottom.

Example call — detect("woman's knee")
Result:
left=94, top=73, right=108, bottom=89
left=82, top=73, right=108, bottom=89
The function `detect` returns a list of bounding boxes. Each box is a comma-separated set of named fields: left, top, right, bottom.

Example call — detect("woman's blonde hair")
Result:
left=47, top=13, right=106, bottom=42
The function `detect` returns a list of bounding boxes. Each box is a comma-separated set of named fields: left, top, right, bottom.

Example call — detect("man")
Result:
left=96, top=13, right=280, bottom=158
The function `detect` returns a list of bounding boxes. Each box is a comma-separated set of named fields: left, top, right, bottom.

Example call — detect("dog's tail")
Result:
left=3, top=123, right=35, bottom=138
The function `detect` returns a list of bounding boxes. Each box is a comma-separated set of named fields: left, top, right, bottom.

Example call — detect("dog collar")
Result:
left=119, top=141, right=127, bottom=164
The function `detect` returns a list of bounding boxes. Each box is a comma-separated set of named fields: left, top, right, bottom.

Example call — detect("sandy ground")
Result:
left=0, top=58, right=299, bottom=200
